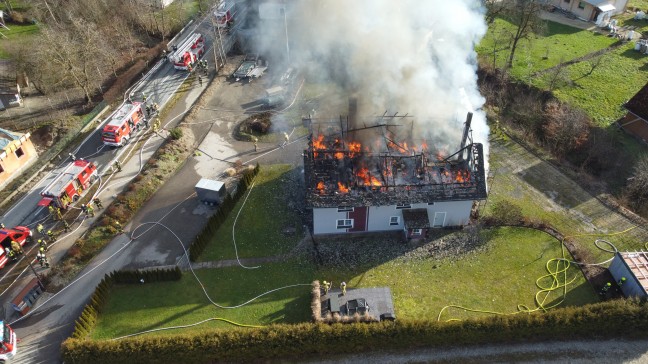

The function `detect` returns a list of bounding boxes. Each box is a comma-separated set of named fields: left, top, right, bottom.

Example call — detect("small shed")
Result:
left=402, top=208, right=430, bottom=239
left=608, top=252, right=648, bottom=298
left=195, top=178, right=226, bottom=205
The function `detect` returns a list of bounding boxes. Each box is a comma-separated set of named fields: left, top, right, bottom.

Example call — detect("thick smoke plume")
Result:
left=253, top=0, right=489, bottom=156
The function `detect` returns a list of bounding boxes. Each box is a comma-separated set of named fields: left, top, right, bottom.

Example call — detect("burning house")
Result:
left=304, top=112, right=487, bottom=238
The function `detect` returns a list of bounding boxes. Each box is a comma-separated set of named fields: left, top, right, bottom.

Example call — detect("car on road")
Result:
left=0, top=226, right=33, bottom=269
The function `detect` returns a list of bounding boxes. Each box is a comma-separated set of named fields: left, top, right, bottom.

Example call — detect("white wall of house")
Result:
left=312, top=200, right=474, bottom=235
left=550, top=0, right=628, bottom=18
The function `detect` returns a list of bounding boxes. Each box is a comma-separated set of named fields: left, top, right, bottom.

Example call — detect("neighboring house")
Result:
left=618, top=83, right=648, bottom=143
left=549, top=0, right=628, bottom=23
left=0, top=128, right=38, bottom=190
left=304, top=114, right=487, bottom=239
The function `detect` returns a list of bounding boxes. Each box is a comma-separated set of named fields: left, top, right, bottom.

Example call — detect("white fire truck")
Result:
left=214, top=1, right=234, bottom=28
left=101, top=102, right=145, bottom=147
left=169, top=33, right=205, bottom=71
left=38, top=159, right=98, bottom=210
left=0, top=321, right=17, bottom=362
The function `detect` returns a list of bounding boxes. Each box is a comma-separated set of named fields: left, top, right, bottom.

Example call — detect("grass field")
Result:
left=198, top=164, right=304, bottom=262
left=477, top=18, right=648, bottom=126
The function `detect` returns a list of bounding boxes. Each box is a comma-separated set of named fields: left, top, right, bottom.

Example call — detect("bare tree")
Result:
left=482, top=0, right=508, bottom=24
left=625, top=155, right=648, bottom=215
left=503, top=0, right=546, bottom=69
left=542, top=100, right=590, bottom=157
left=546, top=59, right=570, bottom=91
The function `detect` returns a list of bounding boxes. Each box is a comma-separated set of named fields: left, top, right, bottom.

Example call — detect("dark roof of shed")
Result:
left=625, top=83, right=648, bottom=121
left=402, top=208, right=430, bottom=229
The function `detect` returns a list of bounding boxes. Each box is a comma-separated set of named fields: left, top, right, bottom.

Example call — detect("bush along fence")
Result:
left=70, top=267, right=182, bottom=340
left=189, top=163, right=260, bottom=262
left=62, top=299, right=648, bottom=363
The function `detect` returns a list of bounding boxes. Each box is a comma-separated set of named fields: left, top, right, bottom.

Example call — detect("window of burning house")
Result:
left=336, top=219, right=353, bottom=229
left=337, top=206, right=354, bottom=212
left=396, top=204, right=411, bottom=209
left=390, top=216, right=400, bottom=226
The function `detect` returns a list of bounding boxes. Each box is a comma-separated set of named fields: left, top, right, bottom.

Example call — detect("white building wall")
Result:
left=313, top=200, right=474, bottom=235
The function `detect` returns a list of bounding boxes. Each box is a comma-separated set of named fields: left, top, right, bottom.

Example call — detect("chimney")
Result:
left=457, top=112, right=473, bottom=161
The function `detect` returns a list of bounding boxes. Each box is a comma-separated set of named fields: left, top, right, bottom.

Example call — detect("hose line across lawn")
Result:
left=437, top=226, right=645, bottom=322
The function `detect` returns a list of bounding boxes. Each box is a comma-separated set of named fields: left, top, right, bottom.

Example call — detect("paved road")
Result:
left=0, top=10, right=249, bottom=363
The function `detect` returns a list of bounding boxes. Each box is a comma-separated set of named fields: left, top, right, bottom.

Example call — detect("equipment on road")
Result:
left=0, top=225, right=32, bottom=269
left=169, top=33, right=205, bottom=71
left=0, top=320, right=18, bottom=361
left=101, top=102, right=146, bottom=147
left=39, top=160, right=98, bottom=210
left=195, top=178, right=227, bottom=206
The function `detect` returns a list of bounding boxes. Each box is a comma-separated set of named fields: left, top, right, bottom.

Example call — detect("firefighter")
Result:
left=0, top=223, right=4, bottom=229
left=38, top=239, right=48, bottom=251
left=618, top=277, right=627, bottom=286
left=198, top=75, right=203, bottom=86
left=48, top=205, right=55, bottom=217
left=37, top=248, right=50, bottom=268
left=142, top=92, right=147, bottom=102
left=282, top=132, right=290, bottom=148
left=6, top=248, right=16, bottom=262
left=63, top=220, right=70, bottom=233
left=55, top=208, right=63, bottom=221
left=37, top=223, right=44, bottom=235
left=114, top=160, right=122, bottom=172
left=340, top=281, right=347, bottom=295
left=11, top=240, right=23, bottom=255
left=322, top=280, right=331, bottom=295
left=162, top=50, right=167, bottom=61
left=114, top=220, right=124, bottom=234
left=47, top=230, right=55, bottom=242
left=187, top=64, right=193, bottom=72
left=600, top=282, right=612, bottom=296
left=253, top=136, right=258, bottom=152
left=80, top=204, right=88, bottom=214
left=93, top=197, right=103, bottom=209
left=146, top=104, right=151, bottom=117
left=68, top=152, right=76, bottom=161
left=86, top=204, right=95, bottom=217
left=144, top=116, right=150, bottom=129
left=152, top=103, right=159, bottom=113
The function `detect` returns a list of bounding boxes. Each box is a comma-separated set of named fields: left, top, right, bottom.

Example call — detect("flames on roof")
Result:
left=303, top=112, right=487, bottom=208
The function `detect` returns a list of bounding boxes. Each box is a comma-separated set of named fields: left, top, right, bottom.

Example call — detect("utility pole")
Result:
left=28, top=260, right=45, bottom=290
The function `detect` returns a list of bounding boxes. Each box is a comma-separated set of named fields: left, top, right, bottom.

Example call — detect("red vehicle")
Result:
left=38, top=160, right=98, bottom=210
left=0, top=321, right=17, bottom=362
left=169, top=33, right=205, bottom=71
left=0, top=226, right=32, bottom=269
left=101, top=102, right=145, bottom=147
left=214, top=1, right=234, bottom=29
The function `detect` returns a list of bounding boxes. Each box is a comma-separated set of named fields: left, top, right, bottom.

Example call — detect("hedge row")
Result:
left=69, top=267, right=183, bottom=340
left=189, top=163, right=260, bottom=262
left=62, top=299, right=648, bottom=363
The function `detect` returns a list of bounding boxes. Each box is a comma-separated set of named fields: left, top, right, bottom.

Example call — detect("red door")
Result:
left=348, top=207, right=368, bottom=232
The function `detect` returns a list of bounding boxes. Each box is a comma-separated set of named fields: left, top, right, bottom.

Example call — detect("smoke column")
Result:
left=254, top=0, right=489, bottom=157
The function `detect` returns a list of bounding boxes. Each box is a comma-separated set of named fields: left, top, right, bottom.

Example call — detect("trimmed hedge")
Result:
left=189, top=163, right=260, bottom=262
left=62, top=299, right=648, bottom=363
left=69, top=267, right=183, bottom=340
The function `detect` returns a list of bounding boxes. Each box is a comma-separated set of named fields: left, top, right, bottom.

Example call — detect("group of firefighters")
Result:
left=600, top=276, right=627, bottom=297
left=321, top=280, right=347, bottom=296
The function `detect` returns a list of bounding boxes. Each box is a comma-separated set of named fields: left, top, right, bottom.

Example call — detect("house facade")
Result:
left=312, top=201, right=473, bottom=236
left=618, top=83, right=648, bottom=143
left=549, top=0, right=628, bottom=22
left=0, top=128, right=38, bottom=190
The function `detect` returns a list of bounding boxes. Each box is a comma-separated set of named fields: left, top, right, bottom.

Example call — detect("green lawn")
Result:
left=0, top=23, right=39, bottom=58
left=199, top=164, right=304, bottom=262
left=93, top=226, right=597, bottom=339
left=478, top=18, right=648, bottom=126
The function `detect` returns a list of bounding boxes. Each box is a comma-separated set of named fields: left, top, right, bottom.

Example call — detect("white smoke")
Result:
left=252, top=0, right=489, bottom=156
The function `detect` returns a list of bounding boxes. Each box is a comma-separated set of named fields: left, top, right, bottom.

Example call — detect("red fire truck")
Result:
left=0, top=321, right=17, bottom=362
left=214, top=1, right=234, bottom=29
left=169, top=33, right=205, bottom=70
left=38, top=160, right=98, bottom=210
left=0, top=226, right=32, bottom=269
left=101, top=102, right=145, bottom=147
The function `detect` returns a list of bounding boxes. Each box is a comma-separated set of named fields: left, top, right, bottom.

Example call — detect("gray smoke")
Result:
left=252, top=0, right=489, bottom=157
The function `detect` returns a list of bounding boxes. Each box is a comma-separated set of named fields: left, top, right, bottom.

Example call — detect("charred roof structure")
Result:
left=303, top=112, right=487, bottom=208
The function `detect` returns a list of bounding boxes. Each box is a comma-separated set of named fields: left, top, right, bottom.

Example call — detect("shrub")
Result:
left=488, top=200, right=523, bottom=225
left=169, top=127, right=183, bottom=140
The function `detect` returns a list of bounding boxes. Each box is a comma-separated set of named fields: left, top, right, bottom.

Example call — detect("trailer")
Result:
left=101, top=102, right=145, bottom=147
left=169, top=33, right=205, bottom=71
left=232, top=54, right=267, bottom=82
left=38, top=160, right=98, bottom=209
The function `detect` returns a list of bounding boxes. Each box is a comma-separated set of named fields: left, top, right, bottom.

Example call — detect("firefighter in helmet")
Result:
left=11, top=240, right=23, bottom=255
left=38, top=238, right=48, bottom=251
left=37, top=223, right=44, bottom=235
left=47, top=230, right=55, bottom=242
left=37, top=247, right=50, bottom=268
left=5, top=248, right=16, bottom=262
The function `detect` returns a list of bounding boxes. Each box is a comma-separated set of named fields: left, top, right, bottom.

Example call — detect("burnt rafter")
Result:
left=303, top=115, right=488, bottom=208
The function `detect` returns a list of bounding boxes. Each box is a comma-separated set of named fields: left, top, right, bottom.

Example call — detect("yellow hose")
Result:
left=437, top=225, right=645, bottom=322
